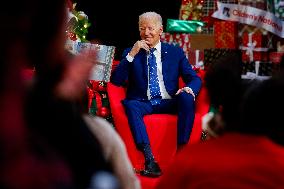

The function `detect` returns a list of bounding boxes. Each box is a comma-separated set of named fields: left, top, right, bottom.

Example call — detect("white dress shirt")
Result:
left=126, top=41, right=171, bottom=100
left=147, top=42, right=171, bottom=100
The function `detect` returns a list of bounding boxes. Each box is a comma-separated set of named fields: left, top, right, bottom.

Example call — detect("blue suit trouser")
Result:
left=122, top=92, right=195, bottom=148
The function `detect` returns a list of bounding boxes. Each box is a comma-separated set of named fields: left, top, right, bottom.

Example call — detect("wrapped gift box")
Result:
left=238, top=0, right=274, bottom=53
left=190, top=34, right=215, bottom=50
left=204, top=48, right=241, bottom=69
left=259, top=62, right=273, bottom=76
left=238, top=0, right=267, bottom=10
left=179, top=0, right=204, bottom=21
left=272, top=62, right=281, bottom=75
left=188, top=50, right=204, bottom=69
left=166, top=19, right=204, bottom=34
left=75, top=42, right=116, bottom=82
left=242, top=61, right=280, bottom=76
left=241, top=62, right=255, bottom=75
left=269, top=52, right=284, bottom=63
left=201, top=0, right=216, bottom=34
left=214, top=21, right=238, bottom=49
left=239, top=32, right=269, bottom=62
left=161, top=33, right=191, bottom=56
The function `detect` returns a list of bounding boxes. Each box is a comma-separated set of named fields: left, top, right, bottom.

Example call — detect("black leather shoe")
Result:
left=140, top=161, right=162, bottom=177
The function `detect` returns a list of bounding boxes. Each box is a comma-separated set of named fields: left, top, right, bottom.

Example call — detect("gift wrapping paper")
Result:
left=241, top=62, right=255, bottom=75
left=166, top=19, right=204, bottom=33
left=87, top=81, right=113, bottom=122
left=267, top=0, right=275, bottom=13
left=179, top=0, right=204, bottom=21
left=188, top=50, right=204, bottom=68
left=204, top=48, right=241, bottom=69
left=258, top=62, right=273, bottom=76
left=161, top=33, right=191, bottom=56
left=242, top=61, right=279, bottom=76
left=75, top=42, right=116, bottom=82
left=201, top=0, right=216, bottom=34
left=240, top=32, right=269, bottom=62
left=274, top=0, right=284, bottom=19
left=237, top=0, right=274, bottom=51
left=269, top=52, right=284, bottom=63
left=190, top=34, right=215, bottom=50
left=238, top=0, right=267, bottom=10
left=214, top=21, right=238, bottom=49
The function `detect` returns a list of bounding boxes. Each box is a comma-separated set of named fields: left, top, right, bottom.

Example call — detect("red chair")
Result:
left=107, top=67, right=210, bottom=172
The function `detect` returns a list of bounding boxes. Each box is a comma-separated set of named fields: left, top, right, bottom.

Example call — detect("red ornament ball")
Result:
left=97, top=107, right=110, bottom=117
left=68, top=32, right=77, bottom=41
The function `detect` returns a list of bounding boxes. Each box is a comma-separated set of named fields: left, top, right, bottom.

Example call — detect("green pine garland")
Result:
left=73, top=11, right=91, bottom=42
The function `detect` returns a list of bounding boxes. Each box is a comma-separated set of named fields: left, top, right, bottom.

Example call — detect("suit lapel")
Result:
left=161, top=43, right=170, bottom=76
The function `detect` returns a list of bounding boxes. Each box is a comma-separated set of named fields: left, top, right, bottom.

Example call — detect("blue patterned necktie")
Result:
left=148, top=48, right=161, bottom=105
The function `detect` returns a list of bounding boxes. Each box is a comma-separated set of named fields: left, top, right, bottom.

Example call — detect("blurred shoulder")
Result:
left=82, top=114, right=117, bottom=138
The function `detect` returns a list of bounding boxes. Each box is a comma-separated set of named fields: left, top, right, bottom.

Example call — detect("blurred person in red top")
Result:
left=156, top=53, right=284, bottom=189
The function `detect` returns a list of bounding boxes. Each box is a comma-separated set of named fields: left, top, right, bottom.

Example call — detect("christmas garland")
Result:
left=66, top=2, right=91, bottom=42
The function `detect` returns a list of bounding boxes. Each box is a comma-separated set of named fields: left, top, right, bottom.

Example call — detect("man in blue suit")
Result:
left=110, top=11, right=202, bottom=177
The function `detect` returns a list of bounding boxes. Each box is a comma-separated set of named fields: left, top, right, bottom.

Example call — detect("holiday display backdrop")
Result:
left=66, top=2, right=91, bottom=42
left=75, top=42, right=115, bottom=82
left=236, top=0, right=283, bottom=78
left=64, top=2, right=284, bottom=188
left=269, top=51, right=284, bottom=63
left=161, top=33, right=191, bottom=57
left=165, top=0, right=284, bottom=78
left=239, top=31, right=269, bottom=63
left=237, top=0, right=273, bottom=64
left=190, top=33, right=215, bottom=50
left=65, top=40, right=115, bottom=123
left=65, top=0, right=284, bottom=131
left=241, top=61, right=281, bottom=77
left=179, top=0, right=238, bottom=34
left=274, top=0, right=284, bottom=19
left=214, top=21, right=238, bottom=49
left=65, top=2, right=116, bottom=124
left=203, top=48, right=241, bottom=69
left=166, top=19, right=205, bottom=33
left=188, top=49, right=204, bottom=67
left=88, top=81, right=113, bottom=123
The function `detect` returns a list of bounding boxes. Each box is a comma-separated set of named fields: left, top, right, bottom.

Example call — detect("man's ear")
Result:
left=159, top=27, right=163, bottom=35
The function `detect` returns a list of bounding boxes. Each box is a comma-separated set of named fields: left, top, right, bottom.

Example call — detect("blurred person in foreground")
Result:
left=201, top=53, right=243, bottom=139
left=0, top=1, right=74, bottom=189
left=0, top=0, right=121, bottom=189
left=24, top=0, right=140, bottom=188
left=110, top=11, right=201, bottom=178
left=156, top=54, right=284, bottom=189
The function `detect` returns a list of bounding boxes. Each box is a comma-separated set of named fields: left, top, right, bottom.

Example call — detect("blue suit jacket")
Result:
left=110, top=43, right=202, bottom=101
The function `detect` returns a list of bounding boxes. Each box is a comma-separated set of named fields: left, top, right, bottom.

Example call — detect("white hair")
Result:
left=139, top=11, right=163, bottom=27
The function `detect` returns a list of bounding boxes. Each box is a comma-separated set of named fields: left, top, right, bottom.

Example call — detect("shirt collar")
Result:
left=153, top=41, right=161, bottom=54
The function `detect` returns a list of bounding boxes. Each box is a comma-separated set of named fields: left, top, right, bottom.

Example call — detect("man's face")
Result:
left=139, top=17, right=163, bottom=48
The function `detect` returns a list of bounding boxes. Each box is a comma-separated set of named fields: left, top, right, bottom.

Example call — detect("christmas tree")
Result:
left=66, top=2, right=91, bottom=42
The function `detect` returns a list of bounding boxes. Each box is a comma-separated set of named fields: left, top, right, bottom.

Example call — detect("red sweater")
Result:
left=157, top=133, right=284, bottom=189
